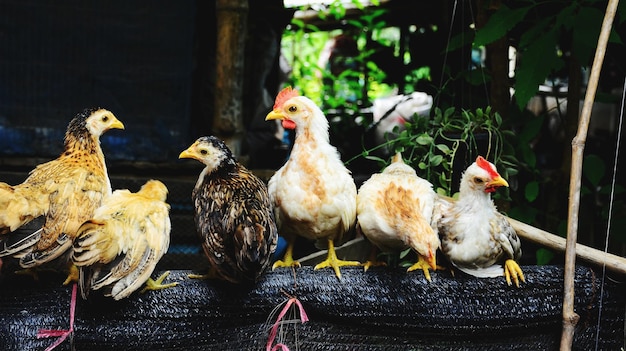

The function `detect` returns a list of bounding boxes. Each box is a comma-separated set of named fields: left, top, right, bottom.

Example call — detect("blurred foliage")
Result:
left=356, top=106, right=518, bottom=197
left=470, top=0, right=625, bottom=110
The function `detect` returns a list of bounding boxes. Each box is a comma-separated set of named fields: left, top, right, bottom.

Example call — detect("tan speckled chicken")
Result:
left=265, top=87, right=359, bottom=279
left=437, top=156, right=525, bottom=287
left=72, top=180, right=175, bottom=300
left=357, top=152, right=440, bottom=281
left=0, top=108, right=124, bottom=270
left=179, top=136, right=278, bottom=284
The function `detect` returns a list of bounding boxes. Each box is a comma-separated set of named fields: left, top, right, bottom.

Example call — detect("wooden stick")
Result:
left=507, top=217, right=626, bottom=274
left=560, top=0, right=620, bottom=349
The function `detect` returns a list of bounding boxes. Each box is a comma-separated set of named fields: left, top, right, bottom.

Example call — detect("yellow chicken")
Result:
left=179, top=136, right=278, bottom=284
left=72, top=180, right=176, bottom=300
left=0, top=108, right=124, bottom=271
left=357, top=152, right=440, bottom=281
left=265, top=87, right=359, bottom=279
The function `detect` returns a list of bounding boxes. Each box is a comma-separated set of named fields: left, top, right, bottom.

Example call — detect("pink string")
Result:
left=37, top=283, right=77, bottom=351
left=266, top=297, right=309, bottom=351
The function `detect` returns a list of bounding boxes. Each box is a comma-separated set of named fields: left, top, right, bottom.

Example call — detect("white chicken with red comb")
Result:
left=437, top=156, right=525, bottom=287
left=265, top=87, right=359, bottom=280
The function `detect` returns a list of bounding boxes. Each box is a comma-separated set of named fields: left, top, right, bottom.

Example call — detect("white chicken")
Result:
left=356, top=152, right=440, bottom=281
left=437, top=156, right=525, bottom=287
left=265, top=87, right=359, bottom=279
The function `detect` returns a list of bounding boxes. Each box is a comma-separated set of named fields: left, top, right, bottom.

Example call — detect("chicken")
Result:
left=437, top=156, right=525, bottom=287
left=265, top=87, right=359, bottom=279
left=72, top=180, right=175, bottom=300
left=356, top=152, right=440, bottom=281
left=0, top=108, right=124, bottom=271
left=179, top=136, right=278, bottom=284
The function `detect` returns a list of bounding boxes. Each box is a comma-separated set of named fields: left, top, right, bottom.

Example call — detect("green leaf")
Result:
left=518, top=115, right=544, bottom=143
left=536, top=248, right=554, bottom=266
left=525, top=181, right=539, bottom=203
left=494, top=112, right=502, bottom=126
left=583, top=154, right=605, bottom=187
left=506, top=167, right=518, bottom=176
left=399, top=248, right=412, bottom=259
left=364, top=155, right=387, bottom=164
left=436, top=143, right=451, bottom=154
left=444, top=107, right=456, bottom=119
left=572, top=8, right=604, bottom=65
left=519, top=17, right=552, bottom=49
left=447, top=31, right=474, bottom=53
left=436, top=188, right=448, bottom=196
left=514, top=30, right=563, bottom=110
left=474, top=5, right=531, bottom=47
left=430, top=154, right=443, bottom=166
left=416, top=134, right=433, bottom=145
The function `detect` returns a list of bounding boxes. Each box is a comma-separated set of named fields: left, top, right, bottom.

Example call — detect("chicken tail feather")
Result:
left=19, top=236, right=72, bottom=268
left=0, top=228, right=42, bottom=258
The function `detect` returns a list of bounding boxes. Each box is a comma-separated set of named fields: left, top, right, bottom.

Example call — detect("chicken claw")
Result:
left=62, top=264, right=80, bottom=286
left=406, top=255, right=441, bottom=282
left=140, top=271, right=178, bottom=294
left=314, top=239, right=361, bottom=279
left=362, top=260, right=386, bottom=272
left=272, top=240, right=301, bottom=270
left=504, top=259, right=525, bottom=287
left=188, top=266, right=222, bottom=280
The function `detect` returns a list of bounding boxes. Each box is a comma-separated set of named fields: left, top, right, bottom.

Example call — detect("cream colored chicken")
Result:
left=437, top=156, right=525, bottom=287
left=0, top=108, right=124, bottom=270
left=72, top=180, right=176, bottom=300
left=357, top=152, right=440, bottom=281
left=266, top=87, right=358, bottom=279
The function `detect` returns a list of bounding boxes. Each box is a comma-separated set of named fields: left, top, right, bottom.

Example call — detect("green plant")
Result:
left=354, top=106, right=518, bottom=197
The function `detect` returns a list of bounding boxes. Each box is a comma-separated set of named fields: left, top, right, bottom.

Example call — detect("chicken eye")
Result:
left=200, top=149, right=208, bottom=155
left=102, top=115, right=109, bottom=122
left=473, top=177, right=484, bottom=184
left=288, top=105, right=297, bottom=113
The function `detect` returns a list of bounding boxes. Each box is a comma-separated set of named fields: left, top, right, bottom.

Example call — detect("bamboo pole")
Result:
left=507, top=217, right=626, bottom=274
left=560, top=0, right=620, bottom=349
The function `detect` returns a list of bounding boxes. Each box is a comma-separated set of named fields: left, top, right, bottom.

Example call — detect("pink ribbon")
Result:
left=37, top=283, right=77, bottom=351
left=266, top=297, right=309, bottom=351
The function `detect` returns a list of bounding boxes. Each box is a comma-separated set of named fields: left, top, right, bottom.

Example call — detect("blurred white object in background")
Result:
left=372, top=92, right=433, bottom=150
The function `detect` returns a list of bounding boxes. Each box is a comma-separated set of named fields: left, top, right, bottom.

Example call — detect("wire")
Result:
left=436, top=0, right=458, bottom=109
left=467, top=0, right=490, bottom=107
left=594, top=76, right=625, bottom=351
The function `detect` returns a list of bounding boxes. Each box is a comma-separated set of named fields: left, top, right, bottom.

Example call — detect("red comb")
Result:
left=476, top=156, right=500, bottom=179
left=273, top=87, right=299, bottom=110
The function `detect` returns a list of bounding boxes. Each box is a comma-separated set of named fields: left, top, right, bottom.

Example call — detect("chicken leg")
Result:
left=140, top=271, right=179, bottom=293
left=272, top=235, right=301, bottom=269
left=504, top=259, right=525, bottom=287
left=314, top=239, right=361, bottom=279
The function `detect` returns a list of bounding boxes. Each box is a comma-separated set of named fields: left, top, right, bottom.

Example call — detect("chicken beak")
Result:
left=487, top=175, right=509, bottom=188
left=178, top=146, right=196, bottom=160
left=265, top=110, right=284, bottom=121
left=110, top=118, right=125, bottom=130
left=427, top=249, right=437, bottom=270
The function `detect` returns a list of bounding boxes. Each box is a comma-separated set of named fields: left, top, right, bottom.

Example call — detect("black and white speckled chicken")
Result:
left=179, top=136, right=278, bottom=284
left=0, top=108, right=124, bottom=271
left=437, top=156, right=525, bottom=287
left=72, top=180, right=175, bottom=300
